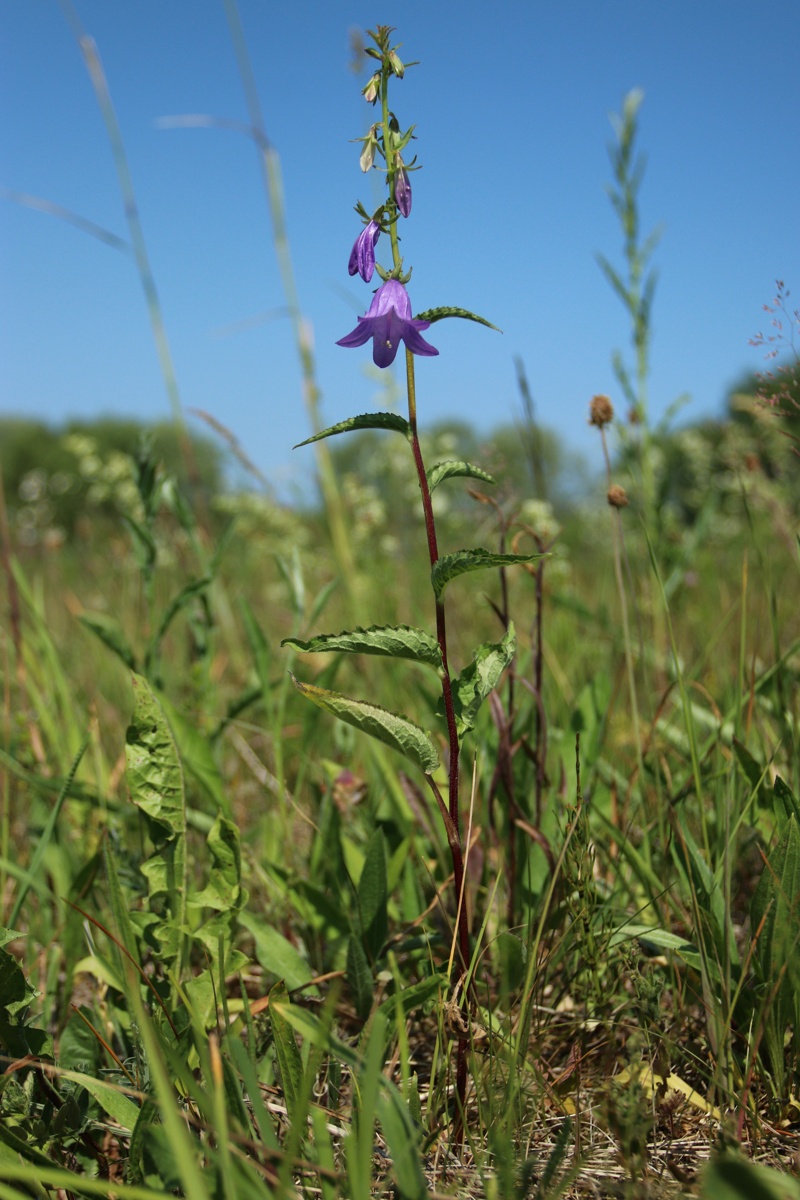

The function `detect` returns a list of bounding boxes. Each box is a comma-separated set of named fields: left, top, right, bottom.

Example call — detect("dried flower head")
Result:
left=589, top=394, right=614, bottom=427
left=607, top=484, right=629, bottom=508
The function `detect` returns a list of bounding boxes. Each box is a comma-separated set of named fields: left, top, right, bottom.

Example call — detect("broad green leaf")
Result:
left=239, top=911, right=315, bottom=992
left=269, top=981, right=304, bottom=1125
left=79, top=611, right=138, bottom=671
left=0, top=945, right=52, bottom=1059
left=156, top=689, right=227, bottom=813
left=426, top=459, right=496, bottom=493
left=290, top=674, right=439, bottom=774
left=414, top=305, right=501, bottom=332
left=126, top=674, right=185, bottom=836
left=700, top=1155, right=800, bottom=1200
left=347, top=933, right=373, bottom=1020
left=125, top=674, right=187, bottom=970
left=283, top=623, right=441, bottom=668
left=751, top=814, right=800, bottom=995
left=376, top=973, right=445, bottom=1024
left=773, top=776, right=800, bottom=825
left=0, top=928, right=22, bottom=950
left=358, top=830, right=388, bottom=961
left=431, top=547, right=543, bottom=600
left=448, top=623, right=516, bottom=737
left=189, top=813, right=244, bottom=913
left=62, top=1068, right=141, bottom=1130
left=294, top=412, right=410, bottom=448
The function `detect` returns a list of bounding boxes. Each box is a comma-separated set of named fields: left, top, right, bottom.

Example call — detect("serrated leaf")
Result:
left=79, top=612, right=138, bottom=671
left=294, top=412, right=410, bottom=449
left=156, top=689, right=226, bottom=813
left=283, top=623, right=442, bottom=668
left=290, top=675, right=439, bottom=774
left=414, top=305, right=501, bottom=332
left=426, top=460, right=496, bottom=493
left=448, top=623, right=516, bottom=737
left=431, top=547, right=544, bottom=600
left=358, top=830, right=388, bottom=961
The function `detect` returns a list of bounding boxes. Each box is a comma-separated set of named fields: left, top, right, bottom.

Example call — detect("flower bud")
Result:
left=363, top=73, right=380, bottom=104
left=388, top=51, right=405, bottom=77
left=360, top=130, right=377, bottom=172
left=394, top=161, right=412, bottom=217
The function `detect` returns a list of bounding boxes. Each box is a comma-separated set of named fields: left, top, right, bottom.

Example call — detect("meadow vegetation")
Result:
left=2, top=17, right=800, bottom=1200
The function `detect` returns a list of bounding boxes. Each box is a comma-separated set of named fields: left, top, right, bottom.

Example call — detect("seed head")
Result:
left=589, top=394, right=614, bottom=427
left=607, top=484, right=628, bottom=508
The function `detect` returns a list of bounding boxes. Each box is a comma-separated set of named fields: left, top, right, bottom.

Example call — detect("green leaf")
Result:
left=269, top=982, right=304, bottom=1126
left=609, top=923, right=705, bottom=973
left=125, top=674, right=187, bottom=969
left=376, top=973, right=445, bottom=1024
left=239, top=911, right=315, bottom=992
left=290, top=674, right=439, bottom=774
left=773, top=776, right=800, bottom=825
left=751, top=814, right=800, bottom=995
left=189, top=813, right=244, bottom=914
left=126, top=674, right=185, bottom=835
left=414, top=305, right=501, bottom=332
left=156, top=689, right=227, bottom=814
left=283, top=623, right=442, bottom=669
left=150, top=574, right=211, bottom=657
left=79, top=611, right=138, bottom=671
left=347, top=933, right=373, bottom=1020
left=426, top=459, right=496, bottom=493
left=358, top=830, right=388, bottom=961
left=449, top=623, right=516, bottom=737
left=294, top=412, right=410, bottom=449
left=62, top=1068, right=141, bottom=1130
left=700, top=1155, right=800, bottom=1200
left=431, top=547, right=543, bottom=600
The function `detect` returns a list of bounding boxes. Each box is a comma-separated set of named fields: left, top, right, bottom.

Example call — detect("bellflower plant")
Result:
left=288, top=25, right=538, bottom=1140
left=337, top=278, right=437, bottom=366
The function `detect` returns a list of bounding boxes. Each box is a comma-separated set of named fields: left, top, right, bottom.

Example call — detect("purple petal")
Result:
left=401, top=324, right=439, bottom=358
left=395, top=166, right=412, bottom=218
left=336, top=319, right=373, bottom=349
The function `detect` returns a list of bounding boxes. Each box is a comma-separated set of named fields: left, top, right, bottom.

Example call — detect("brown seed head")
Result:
left=589, top=394, right=614, bottom=427
left=607, top=484, right=628, bottom=508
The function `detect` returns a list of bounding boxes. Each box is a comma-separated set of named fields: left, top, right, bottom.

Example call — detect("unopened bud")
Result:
left=360, top=128, right=377, bottom=172
left=394, top=160, right=412, bottom=217
left=607, top=484, right=628, bottom=508
left=363, top=73, right=380, bottom=104
left=589, top=394, right=614, bottom=427
left=388, top=51, right=404, bottom=77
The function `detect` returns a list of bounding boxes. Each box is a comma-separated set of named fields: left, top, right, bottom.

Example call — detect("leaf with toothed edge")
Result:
left=426, top=460, right=496, bottom=493
left=446, top=623, right=517, bottom=737
left=415, top=306, right=501, bottom=332
left=294, top=412, right=410, bottom=448
left=290, top=674, right=439, bottom=774
left=431, top=547, right=545, bottom=600
left=283, top=624, right=442, bottom=668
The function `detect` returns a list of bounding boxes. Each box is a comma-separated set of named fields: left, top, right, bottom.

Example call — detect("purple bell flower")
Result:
left=348, top=219, right=381, bottom=283
left=336, top=279, right=438, bottom=368
left=394, top=164, right=412, bottom=217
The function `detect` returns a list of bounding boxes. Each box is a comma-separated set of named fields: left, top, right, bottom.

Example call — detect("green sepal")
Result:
left=283, top=623, right=442, bottom=669
left=290, top=674, right=439, bottom=774
left=294, top=412, right=410, bottom=448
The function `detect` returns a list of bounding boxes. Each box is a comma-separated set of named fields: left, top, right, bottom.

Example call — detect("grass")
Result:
left=3, top=12, right=800, bottom=1200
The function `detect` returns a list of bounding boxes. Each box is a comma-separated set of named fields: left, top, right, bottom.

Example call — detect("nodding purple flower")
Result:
left=336, top=279, right=438, bottom=368
left=348, top=219, right=381, bottom=283
left=394, top=163, right=412, bottom=218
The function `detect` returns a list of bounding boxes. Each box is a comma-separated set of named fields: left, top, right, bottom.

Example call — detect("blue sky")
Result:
left=2, top=1, right=798, bottom=496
